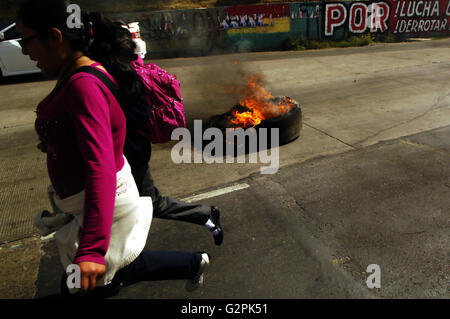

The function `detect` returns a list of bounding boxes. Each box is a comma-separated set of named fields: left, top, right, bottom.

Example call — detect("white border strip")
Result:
left=40, top=232, right=56, bottom=242
left=41, top=183, right=251, bottom=241
left=182, top=183, right=250, bottom=203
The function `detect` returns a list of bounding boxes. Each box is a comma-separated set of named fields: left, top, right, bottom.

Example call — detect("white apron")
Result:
left=36, top=157, right=152, bottom=293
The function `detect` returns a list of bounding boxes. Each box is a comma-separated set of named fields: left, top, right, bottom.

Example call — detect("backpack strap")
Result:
left=76, top=66, right=153, bottom=141
left=76, top=66, right=125, bottom=106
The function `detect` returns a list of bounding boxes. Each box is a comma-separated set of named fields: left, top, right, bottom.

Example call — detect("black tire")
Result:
left=203, top=97, right=302, bottom=155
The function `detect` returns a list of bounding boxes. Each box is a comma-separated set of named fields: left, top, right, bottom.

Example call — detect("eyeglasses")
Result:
left=18, top=33, right=40, bottom=47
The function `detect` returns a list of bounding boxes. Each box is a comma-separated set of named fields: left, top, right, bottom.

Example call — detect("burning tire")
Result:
left=251, top=96, right=302, bottom=146
left=205, top=96, right=302, bottom=154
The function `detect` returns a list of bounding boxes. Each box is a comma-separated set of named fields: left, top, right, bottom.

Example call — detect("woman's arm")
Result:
left=67, top=75, right=118, bottom=267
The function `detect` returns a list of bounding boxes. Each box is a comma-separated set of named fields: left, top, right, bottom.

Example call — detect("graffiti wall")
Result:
left=221, top=4, right=290, bottom=33
left=324, top=1, right=391, bottom=39
left=390, top=0, right=449, bottom=34
left=221, top=4, right=291, bottom=52
left=109, top=1, right=450, bottom=58
left=112, top=8, right=228, bottom=58
left=290, top=2, right=323, bottom=40
left=324, top=0, right=449, bottom=38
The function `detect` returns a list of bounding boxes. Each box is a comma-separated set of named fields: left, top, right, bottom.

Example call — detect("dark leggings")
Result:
left=61, top=250, right=202, bottom=298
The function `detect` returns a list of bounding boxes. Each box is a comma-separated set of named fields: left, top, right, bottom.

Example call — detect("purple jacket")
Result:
left=35, top=64, right=126, bottom=265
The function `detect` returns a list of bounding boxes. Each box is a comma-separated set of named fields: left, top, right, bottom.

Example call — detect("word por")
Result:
left=171, top=120, right=280, bottom=175
left=325, top=2, right=390, bottom=36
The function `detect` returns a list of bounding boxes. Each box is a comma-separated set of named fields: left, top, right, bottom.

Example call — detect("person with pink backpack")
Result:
left=18, top=0, right=221, bottom=298
left=110, top=53, right=224, bottom=247
left=131, top=55, right=224, bottom=246
left=86, top=19, right=224, bottom=249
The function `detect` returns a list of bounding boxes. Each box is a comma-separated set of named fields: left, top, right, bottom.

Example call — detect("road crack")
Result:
left=354, top=91, right=450, bottom=147
left=303, top=122, right=359, bottom=150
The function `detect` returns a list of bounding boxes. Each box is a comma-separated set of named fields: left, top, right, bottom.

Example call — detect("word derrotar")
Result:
left=171, top=120, right=280, bottom=174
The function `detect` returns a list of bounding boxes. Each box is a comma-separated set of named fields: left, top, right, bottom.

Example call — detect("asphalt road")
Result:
left=0, top=39, right=449, bottom=298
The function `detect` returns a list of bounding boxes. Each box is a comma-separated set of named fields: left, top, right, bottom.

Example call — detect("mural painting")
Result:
left=113, top=8, right=227, bottom=57
left=111, top=1, right=450, bottom=58
left=222, top=4, right=291, bottom=34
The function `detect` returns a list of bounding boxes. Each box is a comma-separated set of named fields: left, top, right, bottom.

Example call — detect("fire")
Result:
left=230, top=108, right=264, bottom=127
left=230, top=74, right=296, bottom=128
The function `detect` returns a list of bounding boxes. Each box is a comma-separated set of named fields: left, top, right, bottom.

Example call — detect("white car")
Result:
left=0, top=23, right=40, bottom=77
left=0, top=21, right=146, bottom=78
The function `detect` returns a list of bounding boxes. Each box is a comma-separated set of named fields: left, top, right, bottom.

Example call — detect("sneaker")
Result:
left=186, top=252, right=210, bottom=292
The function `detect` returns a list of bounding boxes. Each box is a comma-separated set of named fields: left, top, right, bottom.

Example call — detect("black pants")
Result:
left=61, top=251, right=202, bottom=298
left=131, top=164, right=212, bottom=226
left=60, top=164, right=211, bottom=298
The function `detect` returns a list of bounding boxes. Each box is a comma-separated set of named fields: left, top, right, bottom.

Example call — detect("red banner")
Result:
left=324, top=1, right=450, bottom=36
left=222, top=4, right=291, bottom=33
left=226, top=4, right=290, bottom=18
left=388, top=0, right=450, bottom=34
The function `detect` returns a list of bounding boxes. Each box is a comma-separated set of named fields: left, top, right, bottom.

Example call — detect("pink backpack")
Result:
left=132, top=57, right=186, bottom=143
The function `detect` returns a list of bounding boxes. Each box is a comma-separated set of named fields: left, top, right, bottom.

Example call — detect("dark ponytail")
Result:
left=17, top=0, right=143, bottom=104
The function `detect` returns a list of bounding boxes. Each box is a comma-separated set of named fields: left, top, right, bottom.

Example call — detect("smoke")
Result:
left=182, top=56, right=249, bottom=122
left=181, top=55, right=294, bottom=131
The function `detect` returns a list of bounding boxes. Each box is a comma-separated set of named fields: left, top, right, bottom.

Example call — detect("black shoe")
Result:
left=210, top=207, right=223, bottom=246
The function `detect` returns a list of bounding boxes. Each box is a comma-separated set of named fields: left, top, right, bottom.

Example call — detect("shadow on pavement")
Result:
left=33, top=240, right=64, bottom=299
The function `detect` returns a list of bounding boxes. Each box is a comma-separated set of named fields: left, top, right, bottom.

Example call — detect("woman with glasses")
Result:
left=17, top=0, right=210, bottom=298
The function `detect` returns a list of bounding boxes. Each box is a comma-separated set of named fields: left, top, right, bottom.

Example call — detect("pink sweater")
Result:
left=35, top=65, right=126, bottom=265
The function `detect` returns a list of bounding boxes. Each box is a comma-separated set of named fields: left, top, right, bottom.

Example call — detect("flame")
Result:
left=230, top=109, right=264, bottom=127
left=229, top=74, right=295, bottom=128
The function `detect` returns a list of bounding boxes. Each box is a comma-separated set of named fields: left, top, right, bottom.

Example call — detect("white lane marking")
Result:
left=40, top=232, right=55, bottom=242
left=182, top=183, right=250, bottom=203
left=40, top=183, right=250, bottom=242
